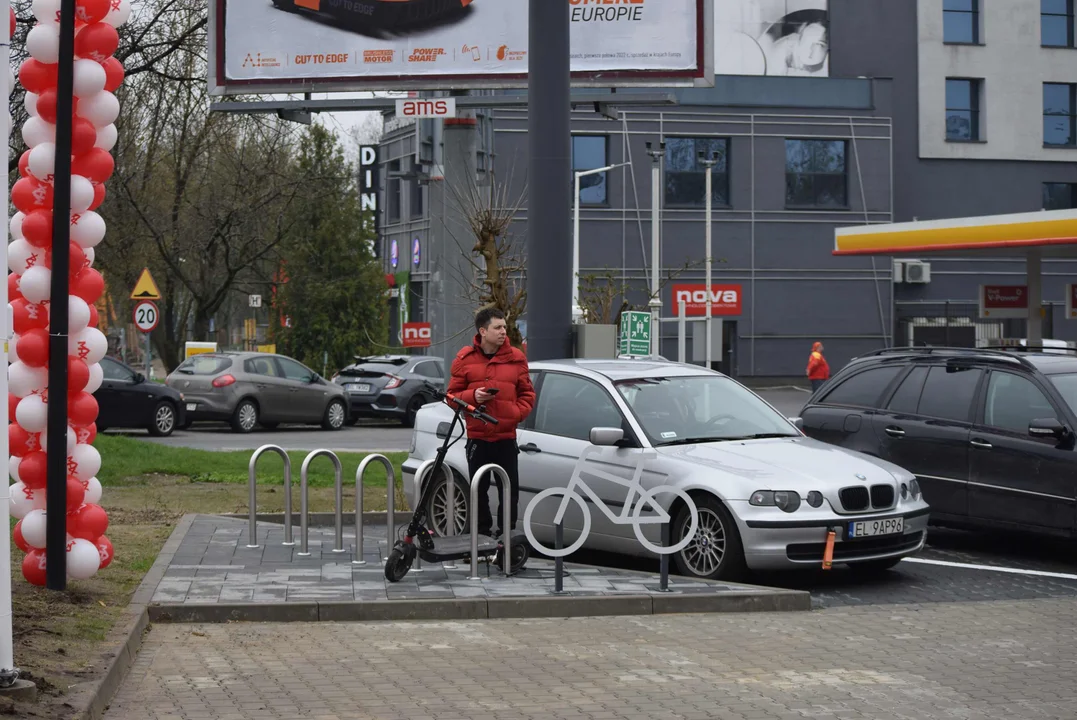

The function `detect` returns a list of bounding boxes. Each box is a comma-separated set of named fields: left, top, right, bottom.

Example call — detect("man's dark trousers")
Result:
left=467, top=438, right=520, bottom=536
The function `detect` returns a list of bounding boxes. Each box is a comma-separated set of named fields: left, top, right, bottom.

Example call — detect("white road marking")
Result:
left=902, top=556, right=1077, bottom=581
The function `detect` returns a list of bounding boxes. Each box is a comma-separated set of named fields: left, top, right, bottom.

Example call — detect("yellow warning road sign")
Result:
left=130, top=268, right=161, bottom=300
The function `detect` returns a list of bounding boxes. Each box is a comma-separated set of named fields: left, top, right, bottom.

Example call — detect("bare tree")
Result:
left=578, top=257, right=719, bottom=331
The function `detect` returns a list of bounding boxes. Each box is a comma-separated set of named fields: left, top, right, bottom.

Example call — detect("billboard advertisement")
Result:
left=210, top=0, right=712, bottom=94
left=714, top=0, right=828, bottom=77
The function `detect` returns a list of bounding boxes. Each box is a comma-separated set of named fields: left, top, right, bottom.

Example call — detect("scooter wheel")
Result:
left=384, top=545, right=415, bottom=583
left=496, top=541, right=530, bottom=575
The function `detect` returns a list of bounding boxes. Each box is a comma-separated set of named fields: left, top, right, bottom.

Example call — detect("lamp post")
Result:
left=573, top=161, right=630, bottom=324
left=699, top=150, right=720, bottom=370
left=645, top=141, right=665, bottom=357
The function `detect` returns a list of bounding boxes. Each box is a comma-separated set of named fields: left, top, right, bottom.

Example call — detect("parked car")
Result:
left=402, top=358, right=929, bottom=581
left=332, top=354, right=445, bottom=427
left=165, top=351, right=348, bottom=433
left=96, top=356, right=185, bottom=437
left=797, top=346, right=1077, bottom=539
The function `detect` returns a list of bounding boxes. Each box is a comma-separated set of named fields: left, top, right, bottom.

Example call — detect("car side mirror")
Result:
left=309, top=374, right=320, bottom=383
left=789, top=416, right=804, bottom=431
left=1029, top=417, right=1068, bottom=441
left=589, top=427, right=624, bottom=446
left=133, top=372, right=145, bottom=384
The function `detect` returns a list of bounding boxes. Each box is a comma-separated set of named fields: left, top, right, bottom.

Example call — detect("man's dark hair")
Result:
left=475, top=306, right=506, bottom=331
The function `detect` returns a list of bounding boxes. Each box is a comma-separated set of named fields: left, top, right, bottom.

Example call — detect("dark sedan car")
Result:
left=332, top=355, right=445, bottom=427
left=95, top=356, right=186, bottom=436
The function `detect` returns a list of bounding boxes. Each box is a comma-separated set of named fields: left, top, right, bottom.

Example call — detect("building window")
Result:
left=1044, top=83, right=1077, bottom=147
left=664, top=138, right=730, bottom=207
left=785, top=139, right=847, bottom=209
left=946, top=78, right=981, bottom=141
left=1043, top=0, right=1075, bottom=47
left=943, top=0, right=979, bottom=44
left=1044, top=182, right=1077, bottom=209
left=388, top=159, right=401, bottom=222
left=572, top=135, right=609, bottom=206
left=411, top=180, right=424, bottom=217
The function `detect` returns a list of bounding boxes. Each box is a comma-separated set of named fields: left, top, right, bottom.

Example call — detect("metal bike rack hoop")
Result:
left=409, top=458, right=455, bottom=571
left=247, top=444, right=293, bottom=549
left=298, top=449, right=345, bottom=557
left=469, top=463, right=512, bottom=580
left=354, top=454, right=395, bottom=566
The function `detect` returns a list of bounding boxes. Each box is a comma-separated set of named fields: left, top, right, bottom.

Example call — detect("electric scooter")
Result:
left=384, top=385, right=530, bottom=583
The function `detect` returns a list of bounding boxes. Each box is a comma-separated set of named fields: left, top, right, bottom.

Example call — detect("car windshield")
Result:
left=614, top=375, right=798, bottom=446
left=1047, top=373, right=1077, bottom=415
left=175, top=355, right=232, bottom=375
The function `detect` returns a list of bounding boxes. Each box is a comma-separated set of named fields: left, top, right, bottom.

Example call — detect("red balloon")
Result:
left=22, top=550, right=48, bottom=587
left=89, top=183, right=106, bottom=211
left=72, top=149, right=114, bottom=186
left=8, top=424, right=40, bottom=458
left=17, top=328, right=50, bottom=369
left=8, top=8, right=15, bottom=41
left=19, top=451, right=48, bottom=490
left=8, top=273, right=23, bottom=303
left=46, top=242, right=88, bottom=276
left=74, top=422, right=97, bottom=445
left=13, top=521, right=30, bottom=554
left=12, top=176, right=54, bottom=214
left=19, top=59, right=58, bottom=95
left=88, top=303, right=99, bottom=329
left=36, top=88, right=79, bottom=125
left=21, top=210, right=54, bottom=249
left=69, top=392, right=99, bottom=427
left=103, top=57, right=124, bottom=92
left=95, top=535, right=113, bottom=570
left=72, top=117, right=98, bottom=156
left=74, top=22, right=119, bottom=62
left=18, top=150, right=31, bottom=178
left=9, top=394, right=19, bottom=421
left=68, top=357, right=90, bottom=395
left=71, top=503, right=109, bottom=541
left=73, top=268, right=105, bottom=304
left=75, top=0, right=111, bottom=24
left=11, top=299, right=50, bottom=336
left=66, top=476, right=86, bottom=513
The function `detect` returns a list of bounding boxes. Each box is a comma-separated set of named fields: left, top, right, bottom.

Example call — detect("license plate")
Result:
left=185, top=403, right=197, bottom=412
left=848, top=517, right=904, bottom=539
left=349, top=383, right=372, bottom=393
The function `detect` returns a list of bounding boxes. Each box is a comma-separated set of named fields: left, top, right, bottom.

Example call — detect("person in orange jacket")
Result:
left=806, top=341, right=830, bottom=392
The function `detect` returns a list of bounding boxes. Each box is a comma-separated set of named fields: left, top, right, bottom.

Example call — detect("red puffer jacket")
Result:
left=447, top=335, right=536, bottom=441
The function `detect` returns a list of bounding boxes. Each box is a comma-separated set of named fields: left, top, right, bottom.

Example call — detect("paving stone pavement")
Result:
left=105, top=597, right=1077, bottom=720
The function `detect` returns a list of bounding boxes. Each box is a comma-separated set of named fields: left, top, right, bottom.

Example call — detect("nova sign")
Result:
left=402, top=322, right=432, bottom=348
left=670, top=284, right=743, bottom=317
left=395, top=98, right=457, bottom=119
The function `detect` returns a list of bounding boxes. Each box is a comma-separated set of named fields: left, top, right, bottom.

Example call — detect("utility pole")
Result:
left=699, top=150, right=720, bottom=371
left=645, top=141, right=665, bottom=358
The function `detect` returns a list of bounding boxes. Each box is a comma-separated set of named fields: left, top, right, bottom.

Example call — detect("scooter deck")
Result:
left=423, top=534, right=499, bottom=557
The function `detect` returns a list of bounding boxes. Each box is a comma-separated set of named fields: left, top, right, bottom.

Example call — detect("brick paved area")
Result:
left=107, top=597, right=1077, bottom=719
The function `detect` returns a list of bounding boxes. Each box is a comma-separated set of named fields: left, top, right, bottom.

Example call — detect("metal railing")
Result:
left=409, top=458, right=455, bottom=573
left=298, top=449, right=344, bottom=557
left=469, top=463, right=512, bottom=580
left=353, top=454, right=395, bottom=566
left=246, top=445, right=293, bottom=549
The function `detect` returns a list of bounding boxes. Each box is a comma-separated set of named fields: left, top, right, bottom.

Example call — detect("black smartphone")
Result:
left=485, top=388, right=500, bottom=395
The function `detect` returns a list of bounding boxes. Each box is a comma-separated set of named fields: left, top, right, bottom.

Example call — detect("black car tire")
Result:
left=322, top=399, right=347, bottom=431
left=672, top=494, right=747, bottom=582
left=403, top=395, right=426, bottom=428
left=148, top=401, right=176, bottom=437
left=425, top=471, right=469, bottom=537
left=231, top=399, right=259, bottom=433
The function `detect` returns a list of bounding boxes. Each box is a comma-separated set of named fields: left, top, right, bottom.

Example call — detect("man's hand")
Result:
left=474, top=387, right=494, bottom=404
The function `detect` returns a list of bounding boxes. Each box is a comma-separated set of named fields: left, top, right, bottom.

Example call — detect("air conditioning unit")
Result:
left=894, top=259, right=931, bottom=284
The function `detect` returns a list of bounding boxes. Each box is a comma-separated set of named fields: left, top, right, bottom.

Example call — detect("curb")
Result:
left=220, top=511, right=414, bottom=527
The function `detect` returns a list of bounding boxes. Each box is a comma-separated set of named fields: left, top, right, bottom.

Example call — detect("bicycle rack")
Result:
left=353, top=454, right=395, bottom=566
left=469, top=463, right=512, bottom=580
left=246, top=445, right=293, bottom=549
left=298, top=449, right=345, bottom=557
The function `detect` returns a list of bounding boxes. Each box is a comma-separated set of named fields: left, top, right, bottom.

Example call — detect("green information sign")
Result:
left=619, top=310, right=651, bottom=356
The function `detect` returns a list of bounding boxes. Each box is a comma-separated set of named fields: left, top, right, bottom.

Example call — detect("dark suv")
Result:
left=332, top=355, right=445, bottom=427
left=798, top=347, right=1077, bottom=539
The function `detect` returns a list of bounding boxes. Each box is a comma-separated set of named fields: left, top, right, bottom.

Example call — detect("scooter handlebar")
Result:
left=433, top=387, right=499, bottom=425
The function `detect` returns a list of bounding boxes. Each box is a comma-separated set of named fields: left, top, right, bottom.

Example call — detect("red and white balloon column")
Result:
left=7, top=0, right=130, bottom=586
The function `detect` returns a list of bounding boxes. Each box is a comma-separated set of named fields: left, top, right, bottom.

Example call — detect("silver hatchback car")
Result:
left=403, top=359, right=930, bottom=581
left=165, top=351, right=349, bottom=433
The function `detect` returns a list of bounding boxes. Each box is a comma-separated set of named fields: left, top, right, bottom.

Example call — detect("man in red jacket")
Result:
left=447, top=307, right=536, bottom=538
left=806, top=341, right=830, bottom=392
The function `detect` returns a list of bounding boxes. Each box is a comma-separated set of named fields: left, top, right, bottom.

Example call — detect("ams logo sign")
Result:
left=670, top=284, right=743, bottom=317
left=395, top=98, right=456, bottom=119
left=402, top=322, right=432, bottom=348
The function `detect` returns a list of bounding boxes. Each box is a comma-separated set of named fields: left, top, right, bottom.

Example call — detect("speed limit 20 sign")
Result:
left=133, top=301, right=159, bottom=333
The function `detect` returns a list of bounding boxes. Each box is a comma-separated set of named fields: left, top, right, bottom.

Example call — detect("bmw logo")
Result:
left=855, top=473, right=867, bottom=481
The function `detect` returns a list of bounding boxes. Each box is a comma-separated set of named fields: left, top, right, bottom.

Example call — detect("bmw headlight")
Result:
left=908, top=478, right=921, bottom=499
left=749, top=490, right=801, bottom=513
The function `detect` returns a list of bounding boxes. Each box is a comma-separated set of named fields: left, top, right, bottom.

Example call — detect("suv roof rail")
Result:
left=856, top=346, right=1032, bottom=368
left=979, top=344, right=1077, bottom=354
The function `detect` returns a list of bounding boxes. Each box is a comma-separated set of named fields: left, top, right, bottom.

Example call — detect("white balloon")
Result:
left=9, top=456, right=22, bottom=484
left=70, top=174, right=94, bottom=213
left=94, top=123, right=117, bottom=152
left=21, top=510, right=48, bottom=550
left=8, top=239, right=35, bottom=274
left=19, top=265, right=51, bottom=304
left=26, top=24, right=60, bottom=64
left=104, top=0, right=131, bottom=27
left=10, top=333, right=22, bottom=364
left=67, top=538, right=101, bottom=579
left=10, top=482, right=34, bottom=520
left=84, top=362, right=103, bottom=394
left=69, top=326, right=107, bottom=364
left=70, top=443, right=101, bottom=482
left=83, top=477, right=102, bottom=505
left=83, top=246, right=95, bottom=269
left=22, top=116, right=56, bottom=148
left=16, top=394, right=49, bottom=434
left=23, top=93, right=39, bottom=119
left=72, top=58, right=106, bottom=99
left=27, top=142, right=56, bottom=184
left=10, top=211, right=25, bottom=239
left=40, top=426, right=76, bottom=455
left=69, top=296, right=91, bottom=334
left=7, top=67, right=14, bottom=95
left=70, top=211, right=106, bottom=249
left=8, top=361, right=48, bottom=398
left=76, top=91, right=119, bottom=129
left=31, top=0, right=61, bottom=25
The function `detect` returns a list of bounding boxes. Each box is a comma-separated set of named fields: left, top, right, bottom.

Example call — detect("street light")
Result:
left=573, top=161, right=631, bottom=324
left=645, top=141, right=665, bottom=357
left=699, top=149, right=720, bottom=371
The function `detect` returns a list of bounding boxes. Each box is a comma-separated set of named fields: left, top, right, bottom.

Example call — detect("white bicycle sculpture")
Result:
left=523, top=446, right=699, bottom=558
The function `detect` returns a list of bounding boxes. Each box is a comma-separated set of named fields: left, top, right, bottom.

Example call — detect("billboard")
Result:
left=209, top=0, right=712, bottom=94
left=670, top=283, right=743, bottom=317
left=714, top=0, right=828, bottom=77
